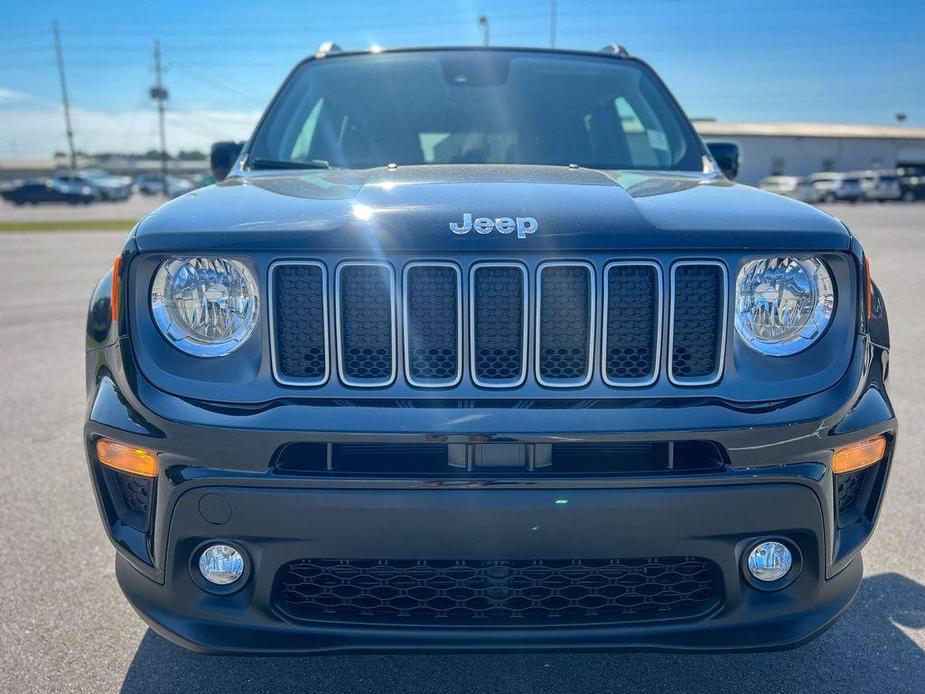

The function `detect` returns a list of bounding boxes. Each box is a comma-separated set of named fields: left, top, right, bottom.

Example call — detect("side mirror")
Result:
left=706, top=142, right=739, bottom=181
left=210, top=141, right=244, bottom=182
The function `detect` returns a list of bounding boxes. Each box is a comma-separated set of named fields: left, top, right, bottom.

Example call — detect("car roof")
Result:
left=288, top=44, right=644, bottom=76
left=306, top=44, right=634, bottom=60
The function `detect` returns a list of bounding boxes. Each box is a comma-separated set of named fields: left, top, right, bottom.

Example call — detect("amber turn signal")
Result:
left=96, top=438, right=158, bottom=477
left=111, top=256, right=121, bottom=322
left=833, top=436, right=886, bottom=474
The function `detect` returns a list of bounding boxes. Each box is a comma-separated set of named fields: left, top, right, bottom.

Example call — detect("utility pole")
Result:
left=550, top=0, right=557, bottom=48
left=52, top=21, right=77, bottom=171
left=478, top=15, right=490, bottom=47
left=150, top=40, right=169, bottom=196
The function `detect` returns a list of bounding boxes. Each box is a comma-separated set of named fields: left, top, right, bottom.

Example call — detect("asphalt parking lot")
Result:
left=0, top=202, right=922, bottom=693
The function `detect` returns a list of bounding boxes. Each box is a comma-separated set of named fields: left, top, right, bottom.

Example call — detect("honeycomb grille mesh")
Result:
left=114, top=471, right=151, bottom=515
left=273, top=264, right=327, bottom=381
left=836, top=470, right=866, bottom=514
left=275, top=557, right=721, bottom=625
left=538, top=265, right=592, bottom=382
left=472, top=267, right=525, bottom=383
left=338, top=265, right=394, bottom=383
left=405, top=266, right=459, bottom=383
left=671, top=265, right=724, bottom=380
left=605, top=265, right=659, bottom=382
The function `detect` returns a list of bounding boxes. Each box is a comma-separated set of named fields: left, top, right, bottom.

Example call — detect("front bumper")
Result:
left=85, top=331, right=895, bottom=654
left=117, top=480, right=863, bottom=654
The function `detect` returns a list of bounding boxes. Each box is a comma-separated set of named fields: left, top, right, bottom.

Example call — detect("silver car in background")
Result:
left=758, top=175, right=821, bottom=203
left=860, top=170, right=902, bottom=202
left=810, top=172, right=863, bottom=203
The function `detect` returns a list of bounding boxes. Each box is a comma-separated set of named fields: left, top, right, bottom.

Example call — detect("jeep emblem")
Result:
left=450, top=213, right=538, bottom=239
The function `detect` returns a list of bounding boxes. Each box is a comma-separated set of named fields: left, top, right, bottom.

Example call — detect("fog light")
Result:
left=747, top=541, right=793, bottom=582
left=198, top=544, right=245, bottom=585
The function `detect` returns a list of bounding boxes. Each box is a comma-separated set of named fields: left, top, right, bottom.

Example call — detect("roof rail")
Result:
left=315, top=41, right=343, bottom=58
left=599, top=44, right=630, bottom=58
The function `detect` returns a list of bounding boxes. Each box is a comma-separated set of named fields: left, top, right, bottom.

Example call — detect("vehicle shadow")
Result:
left=120, top=572, right=924, bottom=694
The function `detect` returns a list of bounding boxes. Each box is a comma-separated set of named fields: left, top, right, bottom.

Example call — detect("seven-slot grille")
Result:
left=270, top=259, right=728, bottom=390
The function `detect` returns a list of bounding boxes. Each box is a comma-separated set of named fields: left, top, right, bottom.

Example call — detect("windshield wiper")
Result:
left=249, top=158, right=331, bottom=170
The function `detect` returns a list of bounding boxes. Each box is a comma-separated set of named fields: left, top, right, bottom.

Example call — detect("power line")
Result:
left=52, top=20, right=77, bottom=170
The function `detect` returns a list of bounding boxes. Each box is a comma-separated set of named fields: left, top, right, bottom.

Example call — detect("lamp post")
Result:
left=478, top=15, right=490, bottom=47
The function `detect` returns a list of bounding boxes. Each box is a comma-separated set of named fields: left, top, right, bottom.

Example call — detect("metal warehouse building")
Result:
left=694, top=121, right=925, bottom=186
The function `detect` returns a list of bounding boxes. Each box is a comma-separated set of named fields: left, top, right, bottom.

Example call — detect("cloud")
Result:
left=0, top=88, right=31, bottom=103
left=0, top=105, right=261, bottom=157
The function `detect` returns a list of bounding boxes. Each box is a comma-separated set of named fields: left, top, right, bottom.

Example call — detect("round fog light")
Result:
left=198, top=544, right=245, bottom=585
left=747, top=541, right=793, bottom=582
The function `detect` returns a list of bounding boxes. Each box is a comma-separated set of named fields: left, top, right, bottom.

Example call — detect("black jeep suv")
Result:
left=84, top=45, right=896, bottom=654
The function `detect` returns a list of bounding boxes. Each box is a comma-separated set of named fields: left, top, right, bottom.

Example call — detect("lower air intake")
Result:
left=275, top=556, right=721, bottom=625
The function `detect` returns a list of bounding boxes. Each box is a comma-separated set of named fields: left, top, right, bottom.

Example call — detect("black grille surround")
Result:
left=269, top=257, right=730, bottom=392
left=274, top=557, right=722, bottom=626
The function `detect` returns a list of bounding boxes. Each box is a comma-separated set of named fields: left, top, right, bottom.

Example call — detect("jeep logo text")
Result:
left=450, top=213, right=538, bottom=239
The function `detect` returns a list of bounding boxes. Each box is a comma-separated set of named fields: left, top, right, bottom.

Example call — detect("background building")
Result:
left=695, top=121, right=925, bottom=185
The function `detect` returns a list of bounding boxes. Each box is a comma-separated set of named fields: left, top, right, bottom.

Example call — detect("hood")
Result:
left=133, top=165, right=850, bottom=253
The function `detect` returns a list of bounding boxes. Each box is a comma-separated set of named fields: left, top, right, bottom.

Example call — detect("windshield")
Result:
left=248, top=50, right=703, bottom=171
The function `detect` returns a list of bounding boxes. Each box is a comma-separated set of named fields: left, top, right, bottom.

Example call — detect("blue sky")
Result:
left=1, top=0, right=922, bottom=157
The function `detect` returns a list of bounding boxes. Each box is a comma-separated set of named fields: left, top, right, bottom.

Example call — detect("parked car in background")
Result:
left=54, top=169, right=133, bottom=201
left=897, top=164, right=925, bottom=201
left=136, top=173, right=167, bottom=195
left=135, top=173, right=196, bottom=198
left=860, top=170, right=902, bottom=202
left=758, top=175, right=820, bottom=203
left=809, top=172, right=862, bottom=203
left=1, top=178, right=97, bottom=205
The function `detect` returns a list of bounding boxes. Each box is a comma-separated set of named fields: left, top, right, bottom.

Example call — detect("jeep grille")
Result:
left=270, top=258, right=728, bottom=390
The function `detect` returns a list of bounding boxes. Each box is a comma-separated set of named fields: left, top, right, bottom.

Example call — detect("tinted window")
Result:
left=250, top=50, right=702, bottom=171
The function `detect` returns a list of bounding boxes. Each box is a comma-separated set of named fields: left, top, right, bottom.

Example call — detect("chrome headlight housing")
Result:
left=151, top=257, right=258, bottom=357
left=734, top=256, right=834, bottom=356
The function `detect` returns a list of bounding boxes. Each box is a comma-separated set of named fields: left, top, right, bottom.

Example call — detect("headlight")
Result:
left=734, top=256, right=834, bottom=356
left=151, top=257, right=258, bottom=357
